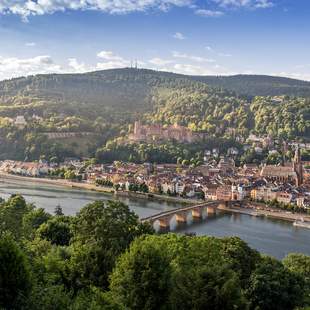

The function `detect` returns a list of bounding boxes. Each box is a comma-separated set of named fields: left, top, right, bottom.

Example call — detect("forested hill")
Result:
left=0, top=68, right=200, bottom=110
left=0, top=68, right=309, bottom=161
left=1, top=69, right=310, bottom=105
left=191, top=74, right=310, bottom=97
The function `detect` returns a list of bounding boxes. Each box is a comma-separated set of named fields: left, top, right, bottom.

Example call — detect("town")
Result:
left=1, top=141, right=310, bottom=215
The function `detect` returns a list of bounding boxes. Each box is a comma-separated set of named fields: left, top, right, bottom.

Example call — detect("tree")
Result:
left=23, top=208, right=52, bottom=240
left=37, top=216, right=72, bottom=246
left=69, top=200, right=154, bottom=290
left=170, top=264, right=247, bottom=310
left=0, top=194, right=31, bottom=240
left=246, top=256, right=304, bottom=310
left=220, top=237, right=261, bottom=286
left=283, top=253, right=310, bottom=305
left=169, top=236, right=248, bottom=310
left=64, top=170, right=76, bottom=180
left=0, top=235, right=31, bottom=308
left=110, top=236, right=172, bottom=310
left=54, top=204, right=64, bottom=216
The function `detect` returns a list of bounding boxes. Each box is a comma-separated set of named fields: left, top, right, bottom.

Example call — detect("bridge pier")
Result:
left=207, top=206, right=216, bottom=215
left=175, top=212, right=187, bottom=224
left=192, top=208, right=202, bottom=219
left=158, top=217, right=170, bottom=230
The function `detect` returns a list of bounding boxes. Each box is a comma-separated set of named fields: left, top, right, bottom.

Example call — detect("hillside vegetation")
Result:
left=0, top=195, right=309, bottom=309
left=0, top=68, right=309, bottom=161
left=192, top=74, right=310, bottom=97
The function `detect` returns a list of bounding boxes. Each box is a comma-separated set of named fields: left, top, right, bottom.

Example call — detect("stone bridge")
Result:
left=141, top=200, right=232, bottom=231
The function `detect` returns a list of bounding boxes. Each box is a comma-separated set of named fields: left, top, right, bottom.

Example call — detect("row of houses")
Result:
left=1, top=158, right=309, bottom=207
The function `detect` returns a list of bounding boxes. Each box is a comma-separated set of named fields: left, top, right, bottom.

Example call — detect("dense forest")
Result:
left=0, top=194, right=309, bottom=309
left=192, top=74, right=310, bottom=98
left=0, top=68, right=309, bottom=161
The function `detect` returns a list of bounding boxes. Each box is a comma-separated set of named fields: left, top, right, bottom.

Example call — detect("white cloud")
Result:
left=96, top=50, right=130, bottom=69
left=195, top=9, right=224, bottom=17
left=0, top=0, right=193, bottom=19
left=172, top=51, right=215, bottom=63
left=25, top=42, right=36, bottom=46
left=205, top=46, right=213, bottom=51
left=218, top=52, right=232, bottom=57
left=254, top=0, right=273, bottom=8
left=97, top=50, right=124, bottom=61
left=212, top=0, right=273, bottom=9
left=68, top=58, right=88, bottom=72
left=173, top=32, right=185, bottom=40
left=149, top=58, right=173, bottom=66
left=0, top=55, right=62, bottom=80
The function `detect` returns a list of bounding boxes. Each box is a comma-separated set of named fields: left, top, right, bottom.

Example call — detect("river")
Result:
left=0, top=178, right=309, bottom=259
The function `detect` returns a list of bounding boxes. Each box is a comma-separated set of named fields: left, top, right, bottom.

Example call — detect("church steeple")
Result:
left=294, top=146, right=301, bottom=163
left=293, top=146, right=303, bottom=186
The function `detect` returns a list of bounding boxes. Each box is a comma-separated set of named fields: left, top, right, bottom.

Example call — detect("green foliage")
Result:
left=110, top=237, right=172, bottom=310
left=193, top=74, right=310, bottom=97
left=37, top=216, right=72, bottom=246
left=23, top=207, right=52, bottom=240
left=246, top=256, right=304, bottom=310
left=0, top=194, right=31, bottom=239
left=0, top=69, right=309, bottom=161
left=96, top=138, right=241, bottom=164
left=0, top=235, right=32, bottom=308
left=283, top=253, right=310, bottom=305
left=0, top=193, right=308, bottom=309
left=96, top=179, right=114, bottom=187
left=69, top=200, right=154, bottom=290
left=251, top=96, right=310, bottom=139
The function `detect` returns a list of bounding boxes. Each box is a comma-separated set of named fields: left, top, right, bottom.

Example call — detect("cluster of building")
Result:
left=129, top=121, right=203, bottom=143
left=1, top=147, right=309, bottom=209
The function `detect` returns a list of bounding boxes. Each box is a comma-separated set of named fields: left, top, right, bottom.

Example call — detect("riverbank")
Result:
left=0, top=172, right=200, bottom=206
left=1, top=172, right=309, bottom=225
left=218, top=205, right=310, bottom=223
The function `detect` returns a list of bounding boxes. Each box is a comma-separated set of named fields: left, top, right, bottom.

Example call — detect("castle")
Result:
left=129, top=121, right=201, bottom=143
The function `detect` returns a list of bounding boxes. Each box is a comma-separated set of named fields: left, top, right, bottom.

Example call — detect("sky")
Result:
left=0, top=0, right=310, bottom=81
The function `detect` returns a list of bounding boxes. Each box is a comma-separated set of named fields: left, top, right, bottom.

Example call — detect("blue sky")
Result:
left=0, top=0, right=310, bottom=80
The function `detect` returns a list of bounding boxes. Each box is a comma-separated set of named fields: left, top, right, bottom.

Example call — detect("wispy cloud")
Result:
left=0, top=0, right=193, bottom=19
left=149, top=58, right=173, bottom=65
left=173, top=32, right=186, bottom=40
left=96, top=50, right=130, bottom=69
left=212, top=0, right=273, bottom=9
left=172, top=51, right=215, bottom=63
left=218, top=52, right=232, bottom=57
left=195, top=9, right=224, bottom=17
left=25, top=42, right=36, bottom=47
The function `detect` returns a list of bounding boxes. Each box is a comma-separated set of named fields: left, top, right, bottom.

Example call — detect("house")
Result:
left=15, top=116, right=27, bottom=129
left=251, top=186, right=277, bottom=202
left=203, top=185, right=217, bottom=200
left=216, top=185, right=232, bottom=201
left=161, top=181, right=175, bottom=194
left=276, top=191, right=292, bottom=204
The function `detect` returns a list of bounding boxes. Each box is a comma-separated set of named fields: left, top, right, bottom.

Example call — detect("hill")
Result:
left=1, top=69, right=310, bottom=104
left=0, top=68, right=309, bottom=161
left=191, top=74, right=310, bottom=97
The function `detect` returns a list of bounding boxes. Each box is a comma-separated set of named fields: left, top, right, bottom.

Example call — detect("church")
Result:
left=260, top=147, right=303, bottom=186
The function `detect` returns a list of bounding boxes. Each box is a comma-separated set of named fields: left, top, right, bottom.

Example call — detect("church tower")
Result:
left=293, top=146, right=303, bottom=186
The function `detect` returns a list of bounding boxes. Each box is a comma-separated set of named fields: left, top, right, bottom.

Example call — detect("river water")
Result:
left=0, top=178, right=309, bottom=259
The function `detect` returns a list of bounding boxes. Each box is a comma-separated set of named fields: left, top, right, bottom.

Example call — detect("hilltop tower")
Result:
left=293, top=146, right=303, bottom=186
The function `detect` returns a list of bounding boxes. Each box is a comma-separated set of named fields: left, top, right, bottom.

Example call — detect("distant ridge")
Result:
left=1, top=68, right=310, bottom=99
left=190, top=74, right=310, bottom=97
